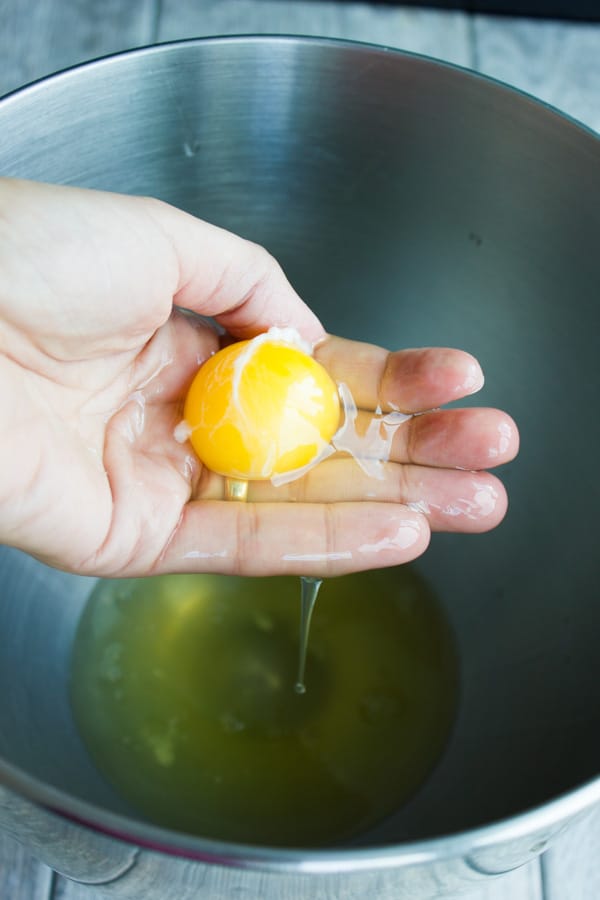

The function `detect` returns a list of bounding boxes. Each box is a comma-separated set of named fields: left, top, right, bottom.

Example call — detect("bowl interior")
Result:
left=0, top=37, right=599, bottom=848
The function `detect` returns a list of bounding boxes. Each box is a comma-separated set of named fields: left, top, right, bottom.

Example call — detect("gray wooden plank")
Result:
left=0, top=831, right=53, bottom=900
left=473, top=13, right=600, bottom=133
left=50, top=860, right=544, bottom=900
left=541, top=805, right=600, bottom=899
left=0, top=0, right=158, bottom=98
left=463, top=862, right=544, bottom=900
left=157, top=0, right=471, bottom=66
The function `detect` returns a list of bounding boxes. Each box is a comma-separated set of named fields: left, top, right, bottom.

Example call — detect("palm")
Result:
left=1, top=303, right=213, bottom=572
left=0, top=179, right=518, bottom=578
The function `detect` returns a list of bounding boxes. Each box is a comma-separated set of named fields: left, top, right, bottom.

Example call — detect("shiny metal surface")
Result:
left=0, top=37, right=599, bottom=898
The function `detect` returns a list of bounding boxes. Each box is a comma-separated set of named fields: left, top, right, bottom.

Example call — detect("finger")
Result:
left=345, top=407, right=519, bottom=469
left=315, top=337, right=485, bottom=412
left=154, top=501, right=431, bottom=578
left=0, top=180, right=325, bottom=350
left=144, top=198, right=326, bottom=345
left=244, top=463, right=507, bottom=534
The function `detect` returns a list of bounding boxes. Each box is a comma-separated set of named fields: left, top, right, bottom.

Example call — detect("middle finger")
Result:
left=342, top=406, right=519, bottom=470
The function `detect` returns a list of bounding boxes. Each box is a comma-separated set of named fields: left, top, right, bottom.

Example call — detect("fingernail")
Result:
left=488, top=421, right=513, bottom=459
left=462, top=361, right=485, bottom=395
left=359, top=520, right=422, bottom=554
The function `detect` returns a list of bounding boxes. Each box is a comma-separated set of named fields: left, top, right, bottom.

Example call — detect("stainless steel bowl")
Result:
left=1, top=36, right=599, bottom=899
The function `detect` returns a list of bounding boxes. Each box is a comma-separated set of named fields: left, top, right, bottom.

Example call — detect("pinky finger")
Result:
left=155, top=501, right=431, bottom=578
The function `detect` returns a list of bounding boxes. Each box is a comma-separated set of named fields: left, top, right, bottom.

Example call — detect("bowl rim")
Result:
left=0, top=31, right=598, bottom=141
left=0, top=33, right=599, bottom=871
left=2, top=754, right=600, bottom=872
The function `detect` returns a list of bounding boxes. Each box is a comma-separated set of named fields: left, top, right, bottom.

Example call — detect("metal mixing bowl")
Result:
left=1, top=36, right=599, bottom=899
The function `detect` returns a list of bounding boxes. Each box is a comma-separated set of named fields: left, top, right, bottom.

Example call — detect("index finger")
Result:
left=314, top=337, right=485, bottom=413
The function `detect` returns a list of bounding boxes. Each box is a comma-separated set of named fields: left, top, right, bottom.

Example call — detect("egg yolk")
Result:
left=183, top=333, right=341, bottom=481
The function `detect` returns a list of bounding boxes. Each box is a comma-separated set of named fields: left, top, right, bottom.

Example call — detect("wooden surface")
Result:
left=0, top=1, right=599, bottom=898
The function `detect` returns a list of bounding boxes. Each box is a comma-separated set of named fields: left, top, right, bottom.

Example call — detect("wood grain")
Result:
left=0, top=832, right=53, bottom=900
left=473, top=13, right=600, bottom=132
left=49, top=861, right=544, bottom=900
left=0, top=0, right=157, bottom=98
left=464, top=862, right=543, bottom=900
left=156, top=0, right=472, bottom=65
left=541, top=805, right=600, bottom=899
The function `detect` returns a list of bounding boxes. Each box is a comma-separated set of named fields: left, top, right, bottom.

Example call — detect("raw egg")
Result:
left=183, top=329, right=340, bottom=481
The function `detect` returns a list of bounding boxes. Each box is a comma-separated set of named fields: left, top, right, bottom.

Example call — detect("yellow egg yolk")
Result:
left=183, top=333, right=341, bottom=481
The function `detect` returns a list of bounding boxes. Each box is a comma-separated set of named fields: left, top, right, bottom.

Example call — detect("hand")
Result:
left=0, top=179, right=518, bottom=578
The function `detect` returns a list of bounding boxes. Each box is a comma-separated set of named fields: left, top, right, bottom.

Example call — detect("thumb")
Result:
left=145, top=197, right=326, bottom=345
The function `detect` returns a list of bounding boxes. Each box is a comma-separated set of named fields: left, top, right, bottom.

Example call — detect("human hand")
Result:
left=0, top=178, right=518, bottom=578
